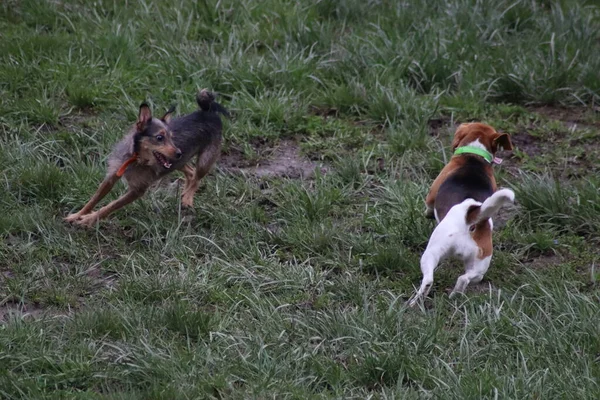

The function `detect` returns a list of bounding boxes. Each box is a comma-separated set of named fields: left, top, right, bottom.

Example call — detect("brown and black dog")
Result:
left=424, top=122, right=512, bottom=222
left=409, top=123, right=514, bottom=305
left=65, top=89, right=228, bottom=227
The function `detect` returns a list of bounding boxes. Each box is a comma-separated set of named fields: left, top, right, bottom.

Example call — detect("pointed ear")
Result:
left=161, top=104, right=176, bottom=123
left=137, top=103, right=152, bottom=131
left=452, top=123, right=470, bottom=150
left=494, top=132, right=513, bottom=152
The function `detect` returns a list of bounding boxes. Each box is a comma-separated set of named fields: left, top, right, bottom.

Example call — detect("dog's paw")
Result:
left=64, top=213, right=83, bottom=223
left=75, top=212, right=100, bottom=227
left=407, top=296, right=420, bottom=307
left=181, top=196, right=195, bottom=209
left=448, top=290, right=467, bottom=300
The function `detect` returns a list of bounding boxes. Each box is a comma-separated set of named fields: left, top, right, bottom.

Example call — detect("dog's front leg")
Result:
left=75, top=188, right=146, bottom=227
left=65, top=174, right=120, bottom=222
left=179, top=164, right=197, bottom=208
left=424, top=167, right=453, bottom=219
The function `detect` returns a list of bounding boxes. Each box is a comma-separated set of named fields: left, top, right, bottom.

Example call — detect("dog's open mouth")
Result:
left=153, top=151, right=172, bottom=169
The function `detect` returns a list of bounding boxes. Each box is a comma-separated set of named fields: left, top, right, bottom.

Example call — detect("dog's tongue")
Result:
left=493, top=157, right=503, bottom=164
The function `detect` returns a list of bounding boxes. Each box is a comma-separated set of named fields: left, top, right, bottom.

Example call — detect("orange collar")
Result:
left=116, top=153, right=138, bottom=177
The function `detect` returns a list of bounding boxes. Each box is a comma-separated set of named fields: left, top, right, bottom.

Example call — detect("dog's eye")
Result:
left=156, top=135, right=164, bottom=142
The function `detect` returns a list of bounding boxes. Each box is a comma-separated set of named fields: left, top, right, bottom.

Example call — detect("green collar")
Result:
left=454, top=146, right=493, bottom=163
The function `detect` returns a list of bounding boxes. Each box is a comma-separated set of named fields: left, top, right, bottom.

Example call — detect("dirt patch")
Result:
left=0, top=301, right=45, bottom=322
left=509, top=130, right=543, bottom=157
left=529, top=106, right=600, bottom=129
left=0, top=300, right=73, bottom=322
left=220, top=140, right=328, bottom=179
left=523, top=253, right=564, bottom=270
left=502, top=123, right=599, bottom=178
left=498, top=129, right=543, bottom=175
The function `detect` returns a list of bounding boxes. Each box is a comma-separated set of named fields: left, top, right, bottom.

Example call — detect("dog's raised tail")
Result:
left=196, top=89, right=230, bottom=117
left=466, top=188, right=515, bottom=225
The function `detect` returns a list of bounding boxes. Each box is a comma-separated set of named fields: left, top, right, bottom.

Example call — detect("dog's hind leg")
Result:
left=65, top=174, right=120, bottom=223
left=451, top=217, right=494, bottom=297
left=408, top=247, right=444, bottom=307
left=75, top=188, right=146, bottom=227
left=181, top=141, right=221, bottom=208
left=450, top=256, right=492, bottom=297
left=409, top=214, right=458, bottom=306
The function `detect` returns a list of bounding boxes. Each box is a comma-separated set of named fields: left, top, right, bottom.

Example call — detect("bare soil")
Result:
left=220, top=139, right=328, bottom=179
left=530, top=105, right=600, bottom=129
left=0, top=301, right=45, bottom=321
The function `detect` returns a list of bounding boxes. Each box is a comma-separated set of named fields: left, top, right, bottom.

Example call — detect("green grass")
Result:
left=1, top=0, right=600, bottom=398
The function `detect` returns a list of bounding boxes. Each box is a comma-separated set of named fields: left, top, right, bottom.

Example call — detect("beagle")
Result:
left=409, top=123, right=514, bottom=305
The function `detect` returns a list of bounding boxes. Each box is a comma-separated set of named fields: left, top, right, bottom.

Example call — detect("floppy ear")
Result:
left=451, top=123, right=470, bottom=150
left=137, top=103, right=152, bottom=131
left=161, top=104, right=176, bottom=123
left=494, top=133, right=513, bottom=151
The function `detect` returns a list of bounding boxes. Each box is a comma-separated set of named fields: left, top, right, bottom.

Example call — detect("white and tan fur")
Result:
left=408, top=189, right=515, bottom=306
left=409, top=123, right=514, bottom=305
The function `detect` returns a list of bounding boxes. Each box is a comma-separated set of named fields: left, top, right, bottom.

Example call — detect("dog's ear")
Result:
left=493, top=132, right=513, bottom=151
left=137, top=103, right=152, bottom=131
left=451, top=123, right=470, bottom=150
left=161, top=104, right=176, bottom=123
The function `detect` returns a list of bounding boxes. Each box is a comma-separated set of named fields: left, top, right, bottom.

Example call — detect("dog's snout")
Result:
left=175, top=149, right=182, bottom=159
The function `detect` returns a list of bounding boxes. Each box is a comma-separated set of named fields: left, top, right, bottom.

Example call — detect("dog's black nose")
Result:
left=175, top=150, right=182, bottom=159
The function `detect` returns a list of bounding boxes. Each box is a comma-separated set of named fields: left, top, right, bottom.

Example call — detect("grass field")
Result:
left=1, top=0, right=600, bottom=398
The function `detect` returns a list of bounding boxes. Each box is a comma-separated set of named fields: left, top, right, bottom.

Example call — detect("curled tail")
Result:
left=466, top=188, right=515, bottom=225
left=196, top=89, right=230, bottom=118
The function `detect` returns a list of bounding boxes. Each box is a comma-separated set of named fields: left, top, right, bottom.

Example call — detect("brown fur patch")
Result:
left=471, top=220, right=493, bottom=259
